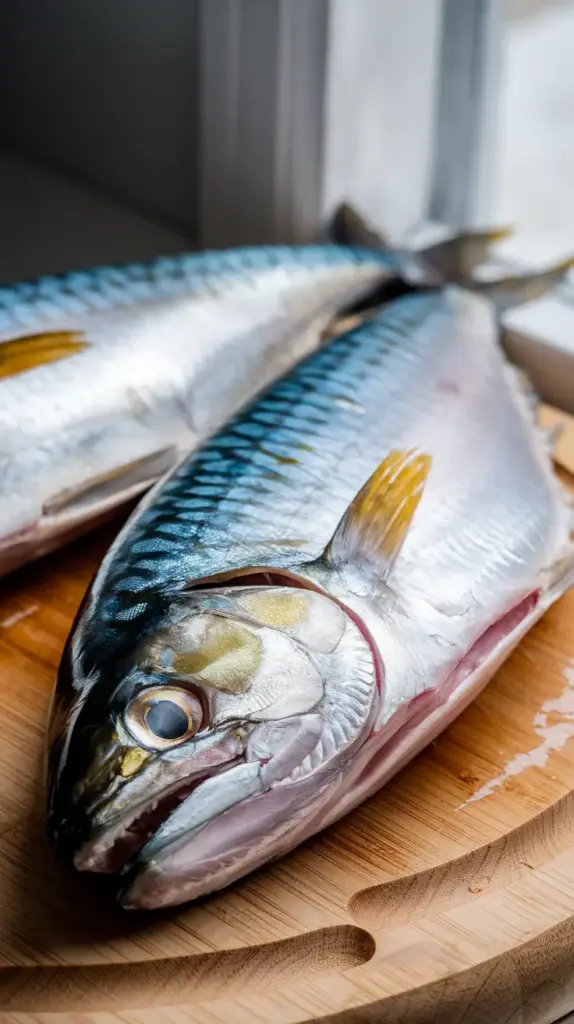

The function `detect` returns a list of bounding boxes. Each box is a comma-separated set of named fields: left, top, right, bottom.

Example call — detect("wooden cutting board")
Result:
left=0, top=466, right=573, bottom=1024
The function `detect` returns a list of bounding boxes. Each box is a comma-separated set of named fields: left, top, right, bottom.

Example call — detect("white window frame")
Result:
left=198, top=0, right=503, bottom=247
left=198, top=0, right=573, bottom=413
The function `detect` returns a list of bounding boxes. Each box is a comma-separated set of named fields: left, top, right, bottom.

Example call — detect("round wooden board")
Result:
left=0, top=475, right=573, bottom=1024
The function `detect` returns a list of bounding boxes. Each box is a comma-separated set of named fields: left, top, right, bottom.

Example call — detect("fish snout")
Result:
left=117, top=709, right=362, bottom=910
left=66, top=725, right=248, bottom=876
left=48, top=735, right=132, bottom=860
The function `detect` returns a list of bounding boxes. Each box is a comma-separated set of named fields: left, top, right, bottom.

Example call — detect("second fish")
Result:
left=0, top=241, right=408, bottom=576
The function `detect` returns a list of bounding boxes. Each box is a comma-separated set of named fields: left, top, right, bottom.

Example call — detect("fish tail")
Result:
left=324, top=202, right=434, bottom=287
left=418, top=226, right=513, bottom=283
left=325, top=202, right=391, bottom=251
left=472, top=257, right=574, bottom=314
left=324, top=202, right=511, bottom=284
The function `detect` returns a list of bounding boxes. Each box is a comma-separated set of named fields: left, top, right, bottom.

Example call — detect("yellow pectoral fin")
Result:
left=0, top=330, right=88, bottom=381
left=325, top=448, right=432, bottom=578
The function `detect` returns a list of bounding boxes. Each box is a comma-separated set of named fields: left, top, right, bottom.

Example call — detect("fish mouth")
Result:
left=73, top=757, right=242, bottom=875
left=118, top=761, right=322, bottom=911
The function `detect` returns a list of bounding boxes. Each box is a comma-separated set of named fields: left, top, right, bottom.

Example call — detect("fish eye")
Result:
left=124, top=686, right=203, bottom=750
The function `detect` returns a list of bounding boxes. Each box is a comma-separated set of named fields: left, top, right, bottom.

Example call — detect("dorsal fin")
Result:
left=325, top=449, right=431, bottom=578
left=325, top=201, right=512, bottom=283
left=326, top=202, right=391, bottom=250
left=472, top=257, right=574, bottom=313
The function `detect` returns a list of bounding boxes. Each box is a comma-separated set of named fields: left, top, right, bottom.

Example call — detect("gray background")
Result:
left=0, top=0, right=199, bottom=234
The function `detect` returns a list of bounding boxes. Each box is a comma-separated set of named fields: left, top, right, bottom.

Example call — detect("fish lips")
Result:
left=69, top=727, right=247, bottom=876
left=117, top=715, right=374, bottom=912
left=118, top=760, right=331, bottom=911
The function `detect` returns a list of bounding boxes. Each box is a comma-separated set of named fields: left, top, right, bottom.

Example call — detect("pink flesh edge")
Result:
left=122, top=590, right=541, bottom=910
left=325, top=590, right=540, bottom=821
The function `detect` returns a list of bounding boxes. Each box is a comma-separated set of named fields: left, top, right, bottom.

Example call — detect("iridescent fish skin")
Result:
left=47, top=286, right=573, bottom=910
left=0, top=243, right=402, bottom=576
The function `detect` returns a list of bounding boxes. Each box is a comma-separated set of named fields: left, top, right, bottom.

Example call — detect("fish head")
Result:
left=47, top=578, right=379, bottom=908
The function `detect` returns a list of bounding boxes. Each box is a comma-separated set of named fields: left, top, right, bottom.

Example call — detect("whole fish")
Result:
left=0, top=215, right=510, bottom=578
left=47, top=276, right=574, bottom=911
left=0, top=241, right=411, bottom=578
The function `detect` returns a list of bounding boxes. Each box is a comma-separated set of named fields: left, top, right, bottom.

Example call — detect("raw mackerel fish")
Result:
left=0, top=208, right=513, bottom=577
left=0, top=239, right=411, bottom=577
left=48, top=281, right=574, bottom=910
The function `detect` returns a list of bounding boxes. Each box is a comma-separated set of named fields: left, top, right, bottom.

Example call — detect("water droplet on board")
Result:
left=457, top=659, right=574, bottom=808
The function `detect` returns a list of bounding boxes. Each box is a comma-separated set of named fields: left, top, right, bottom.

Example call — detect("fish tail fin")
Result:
left=419, top=226, right=513, bottom=283
left=324, top=202, right=511, bottom=284
left=325, top=202, right=391, bottom=251
left=472, top=257, right=574, bottom=314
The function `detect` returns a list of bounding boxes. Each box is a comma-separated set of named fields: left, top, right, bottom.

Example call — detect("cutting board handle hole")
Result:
left=0, top=924, right=376, bottom=1013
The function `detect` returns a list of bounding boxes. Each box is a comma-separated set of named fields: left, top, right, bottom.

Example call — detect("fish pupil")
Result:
left=145, top=700, right=189, bottom=740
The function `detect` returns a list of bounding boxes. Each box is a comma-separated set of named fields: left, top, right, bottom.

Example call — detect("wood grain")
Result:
left=0, top=469, right=573, bottom=1023
left=540, top=404, right=574, bottom=475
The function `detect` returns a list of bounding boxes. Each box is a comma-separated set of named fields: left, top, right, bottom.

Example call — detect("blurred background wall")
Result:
left=494, top=0, right=574, bottom=262
left=0, top=0, right=572, bottom=274
left=0, top=0, right=199, bottom=237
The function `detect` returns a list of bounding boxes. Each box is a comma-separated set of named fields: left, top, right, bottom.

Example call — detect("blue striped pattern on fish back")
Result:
left=0, top=245, right=395, bottom=333
left=82, top=290, right=443, bottom=673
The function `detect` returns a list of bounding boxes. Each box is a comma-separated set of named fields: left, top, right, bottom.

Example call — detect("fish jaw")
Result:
left=73, top=685, right=376, bottom=906
left=71, top=729, right=248, bottom=875
left=119, top=698, right=379, bottom=910
left=46, top=615, right=247, bottom=871
left=119, top=759, right=342, bottom=910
